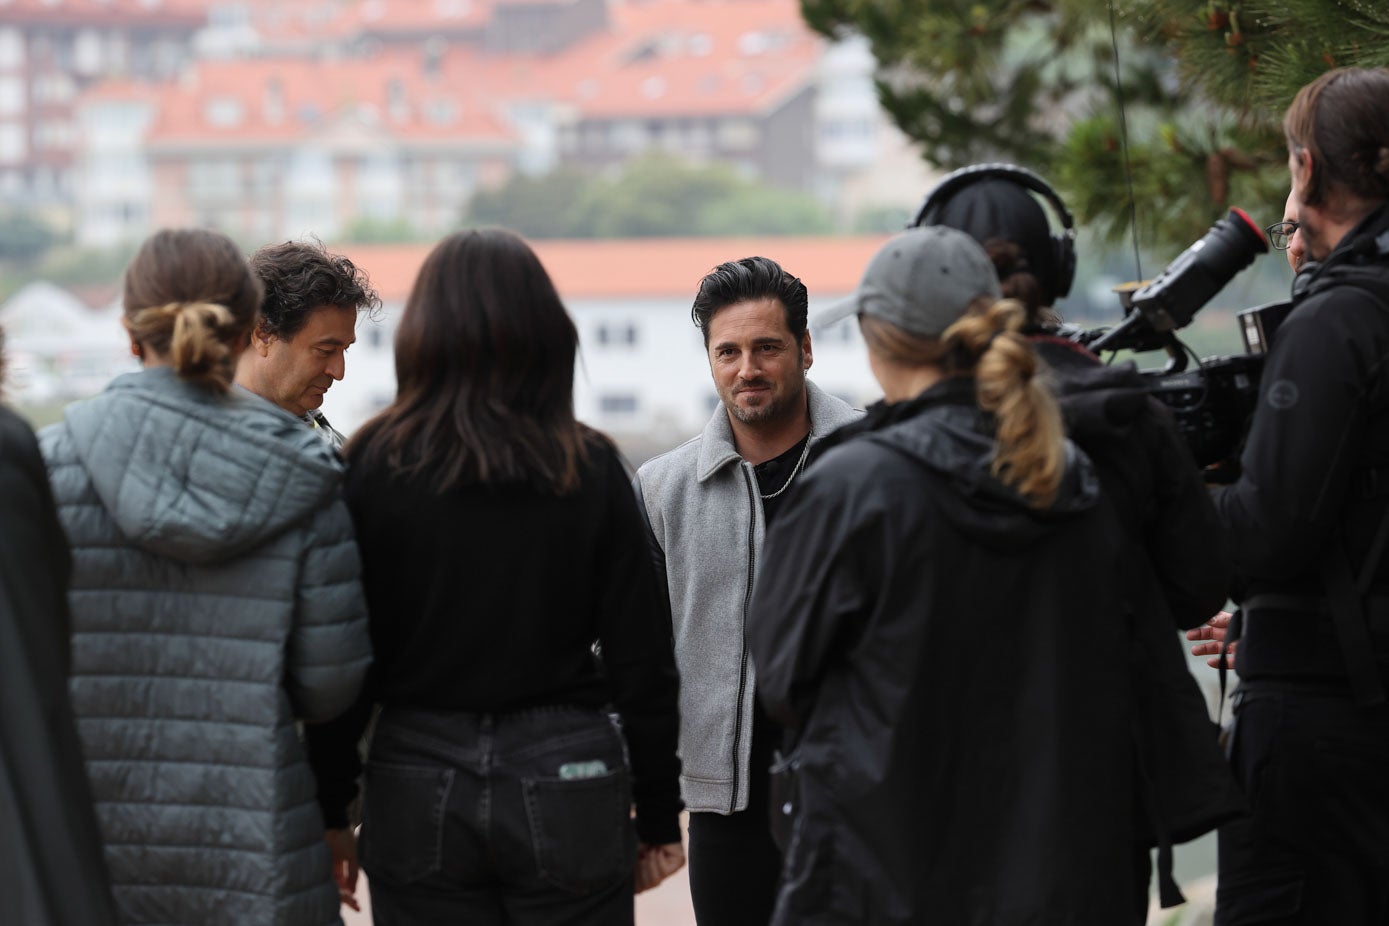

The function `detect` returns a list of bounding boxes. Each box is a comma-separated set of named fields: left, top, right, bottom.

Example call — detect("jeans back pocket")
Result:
left=522, top=768, right=635, bottom=895
left=360, top=762, right=455, bottom=886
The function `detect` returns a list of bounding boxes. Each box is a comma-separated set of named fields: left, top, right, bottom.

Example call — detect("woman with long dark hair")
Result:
left=39, top=228, right=372, bottom=925
left=747, top=226, right=1147, bottom=924
left=312, top=228, right=683, bottom=924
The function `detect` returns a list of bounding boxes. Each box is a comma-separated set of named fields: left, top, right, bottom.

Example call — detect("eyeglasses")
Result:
left=1266, top=220, right=1299, bottom=251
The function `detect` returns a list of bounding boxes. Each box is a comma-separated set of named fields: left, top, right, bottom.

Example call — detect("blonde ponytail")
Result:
left=127, top=300, right=241, bottom=392
left=941, top=299, right=1065, bottom=509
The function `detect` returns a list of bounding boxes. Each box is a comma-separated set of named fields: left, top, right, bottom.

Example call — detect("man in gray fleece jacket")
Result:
left=635, top=256, right=861, bottom=926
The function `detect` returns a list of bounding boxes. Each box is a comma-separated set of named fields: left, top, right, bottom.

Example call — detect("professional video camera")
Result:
left=1074, top=208, right=1291, bottom=473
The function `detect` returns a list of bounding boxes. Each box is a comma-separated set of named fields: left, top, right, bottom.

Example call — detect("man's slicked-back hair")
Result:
left=691, top=256, right=808, bottom=346
left=249, top=239, right=381, bottom=340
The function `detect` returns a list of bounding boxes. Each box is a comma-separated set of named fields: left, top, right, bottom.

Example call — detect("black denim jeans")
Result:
left=1216, top=682, right=1389, bottom=925
left=360, top=705, right=638, bottom=926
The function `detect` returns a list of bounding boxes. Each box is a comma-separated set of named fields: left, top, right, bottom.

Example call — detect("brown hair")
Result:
left=348, top=228, right=588, bottom=494
left=123, top=229, right=262, bottom=391
left=860, top=298, right=1065, bottom=509
left=982, top=239, right=1060, bottom=328
left=1284, top=67, right=1389, bottom=208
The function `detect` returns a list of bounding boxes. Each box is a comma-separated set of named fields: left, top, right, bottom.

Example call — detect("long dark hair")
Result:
left=349, top=228, right=587, bottom=493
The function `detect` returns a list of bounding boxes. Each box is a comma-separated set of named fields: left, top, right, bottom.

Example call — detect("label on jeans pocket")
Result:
left=558, top=760, right=609, bottom=780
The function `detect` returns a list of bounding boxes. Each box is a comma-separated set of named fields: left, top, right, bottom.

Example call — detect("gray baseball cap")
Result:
left=814, top=225, right=1002, bottom=337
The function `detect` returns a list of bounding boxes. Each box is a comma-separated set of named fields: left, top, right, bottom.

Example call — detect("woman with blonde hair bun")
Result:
left=40, top=228, right=372, bottom=926
left=747, top=226, right=1146, bottom=924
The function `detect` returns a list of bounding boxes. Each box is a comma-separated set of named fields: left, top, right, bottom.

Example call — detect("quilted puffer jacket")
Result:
left=40, top=367, right=372, bottom=926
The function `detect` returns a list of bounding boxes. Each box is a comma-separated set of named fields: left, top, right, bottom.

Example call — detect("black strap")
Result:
left=1133, top=733, right=1186, bottom=908
left=1216, top=608, right=1242, bottom=728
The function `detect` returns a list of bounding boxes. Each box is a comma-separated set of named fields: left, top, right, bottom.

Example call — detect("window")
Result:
left=188, top=160, right=240, bottom=198
left=33, top=73, right=75, bottom=103
left=204, top=97, right=244, bottom=128
left=812, top=317, right=857, bottom=345
left=35, top=119, right=74, bottom=150
left=423, top=99, right=456, bottom=126
left=209, top=4, right=251, bottom=28
left=599, top=393, right=639, bottom=415
left=595, top=322, right=639, bottom=348
left=716, top=119, right=759, bottom=150
left=0, top=122, right=25, bottom=162
left=0, top=29, right=23, bottom=69
left=73, top=30, right=102, bottom=75
left=0, top=77, right=22, bottom=115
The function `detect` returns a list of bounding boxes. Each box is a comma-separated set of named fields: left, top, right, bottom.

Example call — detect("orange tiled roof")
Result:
left=349, top=0, right=494, bottom=34
left=143, top=55, right=515, bottom=146
left=336, top=235, right=888, bottom=302
left=440, top=0, right=821, bottom=118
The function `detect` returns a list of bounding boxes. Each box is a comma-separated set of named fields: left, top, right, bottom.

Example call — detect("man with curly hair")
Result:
left=237, top=240, right=380, bottom=448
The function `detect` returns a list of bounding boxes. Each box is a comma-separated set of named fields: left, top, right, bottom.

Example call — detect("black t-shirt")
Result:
left=747, top=431, right=811, bottom=802
left=754, top=431, right=812, bottom=528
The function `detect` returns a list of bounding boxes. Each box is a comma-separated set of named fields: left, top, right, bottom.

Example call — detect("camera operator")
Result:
left=1210, top=66, right=1389, bottom=924
left=915, top=166, right=1241, bottom=915
left=917, top=166, right=1231, bottom=631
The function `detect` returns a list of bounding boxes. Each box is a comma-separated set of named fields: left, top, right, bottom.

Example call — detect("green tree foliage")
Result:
left=0, top=210, right=60, bottom=264
left=803, top=0, right=1389, bottom=249
left=341, top=217, right=429, bottom=244
left=464, top=155, right=833, bottom=238
left=467, top=167, right=595, bottom=238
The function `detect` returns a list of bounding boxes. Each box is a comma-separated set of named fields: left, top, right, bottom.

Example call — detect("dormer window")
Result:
left=204, top=97, right=244, bottom=128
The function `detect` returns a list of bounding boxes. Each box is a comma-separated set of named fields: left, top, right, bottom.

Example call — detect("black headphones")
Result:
left=910, top=163, right=1078, bottom=302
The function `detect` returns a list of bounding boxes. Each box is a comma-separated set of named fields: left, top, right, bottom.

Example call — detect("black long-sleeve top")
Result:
left=307, top=433, right=682, bottom=844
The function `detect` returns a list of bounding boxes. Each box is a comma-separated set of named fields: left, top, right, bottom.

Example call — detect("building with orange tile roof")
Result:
left=78, top=52, right=520, bottom=243
left=69, top=0, right=927, bottom=246
left=0, top=1, right=205, bottom=220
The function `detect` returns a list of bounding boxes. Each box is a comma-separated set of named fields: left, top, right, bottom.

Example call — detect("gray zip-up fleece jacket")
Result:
left=40, top=367, right=372, bottom=926
left=635, top=381, right=860, bottom=814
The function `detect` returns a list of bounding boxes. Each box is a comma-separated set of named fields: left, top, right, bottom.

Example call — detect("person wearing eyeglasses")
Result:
left=1206, top=67, right=1389, bottom=924
left=1267, top=192, right=1307, bottom=273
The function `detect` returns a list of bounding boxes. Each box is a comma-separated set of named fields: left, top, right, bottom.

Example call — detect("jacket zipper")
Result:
left=730, top=465, right=757, bottom=813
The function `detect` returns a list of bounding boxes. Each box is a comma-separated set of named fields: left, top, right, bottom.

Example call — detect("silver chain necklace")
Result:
left=759, top=429, right=813, bottom=501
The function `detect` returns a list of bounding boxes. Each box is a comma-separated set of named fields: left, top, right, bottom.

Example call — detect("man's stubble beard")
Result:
left=727, top=371, right=808, bottom=428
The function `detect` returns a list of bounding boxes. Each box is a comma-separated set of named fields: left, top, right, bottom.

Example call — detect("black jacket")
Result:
left=749, top=379, right=1143, bottom=925
left=1036, top=337, right=1231, bottom=630
left=1214, top=203, right=1389, bottom=683
left=1035, top=340, right=1243, bottom=896
left=0, top=406, right=118, bottom=926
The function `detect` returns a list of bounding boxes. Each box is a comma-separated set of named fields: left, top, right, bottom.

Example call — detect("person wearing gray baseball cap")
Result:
left=812, top=224, right=1002, bottom=339
left=745, top=225, right=1153, bottom=924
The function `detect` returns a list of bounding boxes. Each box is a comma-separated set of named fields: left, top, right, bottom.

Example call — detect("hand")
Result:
left=634, top=841, right=685, bottom=894
left=1187, top=611, right=1238, bottom=670
left=324, top=827, right=360, bottom=912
